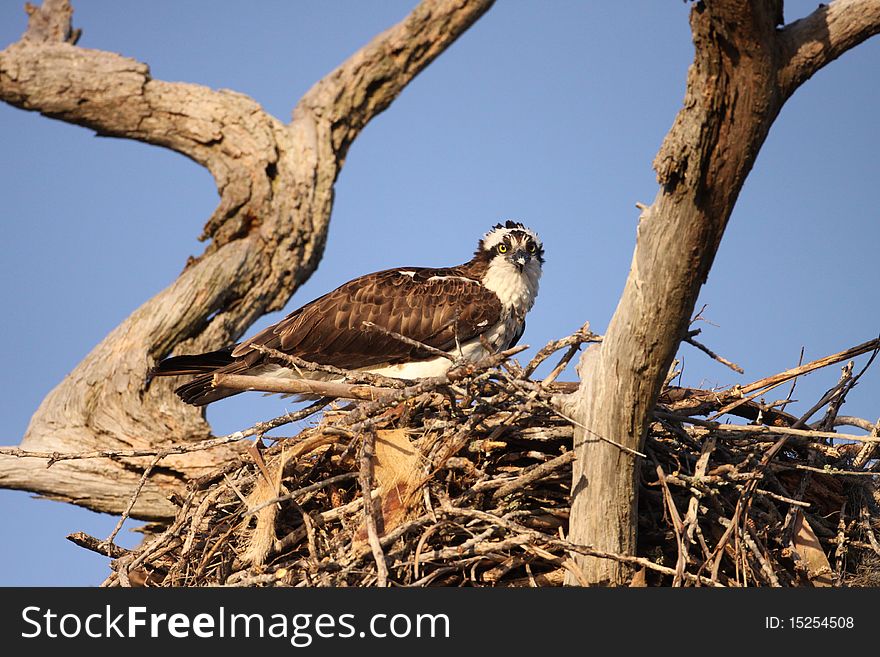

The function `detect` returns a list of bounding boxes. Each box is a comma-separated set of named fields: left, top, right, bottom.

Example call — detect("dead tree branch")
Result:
left=0, top=0, right=494, bottom=518
left=566, top=0, right=880, bottom=585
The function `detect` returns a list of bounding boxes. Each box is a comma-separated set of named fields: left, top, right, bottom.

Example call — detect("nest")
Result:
left=86, top=330, right=880, bottom=587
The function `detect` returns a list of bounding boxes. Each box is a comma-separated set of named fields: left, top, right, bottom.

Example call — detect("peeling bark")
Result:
left=0, top=0, right=493, bottom=519
left=566, top=0, right=880, bottom=585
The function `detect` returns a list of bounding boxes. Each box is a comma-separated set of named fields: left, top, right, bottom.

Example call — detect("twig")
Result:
left=834, top=502, right=848, bottom=585
left=104, top=452, right=165, bottom=547
left=778, top=346, right=806, bottom=412
left=248, top=343, right=406, bottom=388
left=523, top=323, right=600, bottom=377
left=770, top=462, right=880, bottom=477
left=359, top=428, right=388, bottom=587
left=437, top=506, right=723, bottom=587
left=706, top=378, right=790, bottom=422
left=655, top=412, right=880, bottom=444
left=542, top=341, right=585, bottom=386
left=859, top=505, right=880, bottom=558
left=680, top=436, right=716, bottom=577
left=739, top=337, right=880, bottom=395
left=361, top=321, right=455, bottom=362
left=338, top=344, right=528, bottom=429
left=739, top=521, right=781, bottom=587
left=67, top=531, right=131, bottom=559
left=492, top=451, right=575, bottom=499
left=0, top=404, right=327, bottom=463
left=817, top=361, right=854, bottom=431
left=104, top=493, right=195, bottom=586
left=501, top=371, right=646, bottom=458
left=247, top=472, right=359, bottom=516
left=195, top=521, right=239, bottom=579
left=684, top=331, right=744, bottom=374
left=852, top=418, right=880, bottom=470
left=214, top=373, right=396, bottom=401
left=754, top=488, right=811, bottom=508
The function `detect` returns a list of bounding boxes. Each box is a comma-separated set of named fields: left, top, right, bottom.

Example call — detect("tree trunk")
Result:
left=0, top=0, right=493, bottom=519
left=566, top=0, right=880, bottom=585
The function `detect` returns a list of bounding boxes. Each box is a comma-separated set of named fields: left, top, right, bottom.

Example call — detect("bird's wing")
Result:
left=231, top=268, right=503, bottom=369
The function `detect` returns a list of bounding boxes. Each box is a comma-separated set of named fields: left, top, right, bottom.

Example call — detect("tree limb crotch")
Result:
left=565, top=0, right=880, bottom=586
left=0, top=0, right=494, bottom=519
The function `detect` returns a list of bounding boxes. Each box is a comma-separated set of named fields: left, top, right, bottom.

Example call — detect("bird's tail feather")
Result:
left=151, top=347, right=236, bottom=375
left=173, top=372, right=243, bottom=406
left=152, top=347, right=243, bottom=406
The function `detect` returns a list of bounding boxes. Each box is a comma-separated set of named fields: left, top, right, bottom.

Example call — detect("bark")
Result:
left=0, top=0, right=493, bottom=519
left=566, top=0, right=880, bottom=585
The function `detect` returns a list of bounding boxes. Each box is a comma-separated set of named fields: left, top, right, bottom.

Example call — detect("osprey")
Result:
left=153, top=221, right=543, bottom=405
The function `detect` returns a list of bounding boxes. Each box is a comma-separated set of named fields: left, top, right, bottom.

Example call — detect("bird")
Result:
left=152, top=221, right=543, bottom=406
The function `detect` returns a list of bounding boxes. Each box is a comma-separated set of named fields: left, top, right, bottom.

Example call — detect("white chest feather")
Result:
left=478, top=258, right=541, bottom=350
left=482, top=258, right=541, bottom=315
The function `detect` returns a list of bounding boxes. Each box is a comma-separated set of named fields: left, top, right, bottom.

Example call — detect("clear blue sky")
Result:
left=1, top=1, right=878, bottom=586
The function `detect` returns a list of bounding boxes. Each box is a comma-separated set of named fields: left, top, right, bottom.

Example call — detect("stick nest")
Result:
left=98, top=331, right=880, bottom=588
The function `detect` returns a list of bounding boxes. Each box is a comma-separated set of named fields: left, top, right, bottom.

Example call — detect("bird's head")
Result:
left=475, top=220, right=544, bottom=275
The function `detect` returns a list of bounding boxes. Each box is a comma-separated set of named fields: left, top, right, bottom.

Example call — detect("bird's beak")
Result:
left=510, top=249, right=529, bottom=271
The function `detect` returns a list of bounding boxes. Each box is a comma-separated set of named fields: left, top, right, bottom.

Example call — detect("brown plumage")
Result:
left=153, top=221, right=543, bottom=406
left=154, top=265, right=500, bottom=405
left=241, top=267, right=498, bottom=362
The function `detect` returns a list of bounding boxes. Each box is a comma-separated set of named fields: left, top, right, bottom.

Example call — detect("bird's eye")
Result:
left=497, top=244, right=508, bottom=254
left=527, top=242, right=537, bottom=254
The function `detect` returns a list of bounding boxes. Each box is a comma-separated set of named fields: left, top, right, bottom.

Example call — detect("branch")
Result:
left=0, top=406, right=321, bottom=464
left=22, top=0, right=79, bottom=44
left=656, top=413, right=880, bottom=445
left=2, top=14, right=277, bottom=246
left=213, top=373, right=395, bottom=402
left=778, top=0, right=880, bottom=97
left=361, top=321, right=456, bottom=362
left=0, top=0, right=494, bottom=519
left=214, top=344, right=529, bottom=403
left=359, top=429, right=388, bottom=587
left=684, top=331, right=744, bottom=374
left=67, top=532, right=130, bottom=559
left=523, top=322, right=600, bottom=378
left=740, top=337, right=880, bottom=395
left=566, top=0, right=880, bottom=585
left=296, top=0, right=495, bottom=159
left=3, top=0, right=495, bottom=247
left=492, top=451, right=576, bottom=500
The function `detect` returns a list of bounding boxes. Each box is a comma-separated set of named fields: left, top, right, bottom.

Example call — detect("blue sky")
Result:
left=1, top=1, right=878, bottom=585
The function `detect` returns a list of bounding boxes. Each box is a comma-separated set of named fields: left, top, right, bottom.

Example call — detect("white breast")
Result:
left=482, top=258, right=541, bottom=314
left=480, top=258, right=541, bottom=350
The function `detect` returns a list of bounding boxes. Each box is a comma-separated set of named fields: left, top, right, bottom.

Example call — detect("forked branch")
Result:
left=0, top=0, right=494, bottom=518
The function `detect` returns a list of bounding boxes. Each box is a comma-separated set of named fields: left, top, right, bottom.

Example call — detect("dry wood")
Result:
left=67, top=531, right=130, bottom=559
left=5, top=1, right=880, bottom=589
left=684, top=333, right=744, bottom=374
left=523, top=322, right=599, bottom=377
left=655, top=414, right=880, bottom=445
left=740, top=338, right=880, bottom=396
left=361, top=321, right=457, bottom=362
left=248, top=344, right=406, bottom=389
left=54, top=330, right=878, bottom=588
left=0, top=403, right=326, bottom=463
left=492, top=451, right=575, bottom=500
left=214, top=373, right=394, bottom=401
left=359, top=428, right=389, bottom=587
left=565, top=1, right=880, bottom=585
left=853, top=419, right=880, bottom=469
left=0, top=0, right=495, bottom=518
